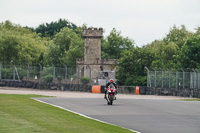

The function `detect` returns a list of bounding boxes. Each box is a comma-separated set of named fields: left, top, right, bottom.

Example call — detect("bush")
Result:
left=42, top=67, right=53, bottom=83
left=1, top=67, right=26, bottom=80
left=1, top=68, right=13, bottom=79
left=80, top=76, right=90, bottom=84
left=43, top=74, right=53, bottom=83
left=17, top=68, right=26, bottom=80
left=42, top=67, right=53, bottom=76
left=57, top=75, right=63, bottom=81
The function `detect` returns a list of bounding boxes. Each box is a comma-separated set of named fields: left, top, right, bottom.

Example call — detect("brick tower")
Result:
left=82, top=28, right=103, bottom=79
left=76, top=27, right=117, bottom=84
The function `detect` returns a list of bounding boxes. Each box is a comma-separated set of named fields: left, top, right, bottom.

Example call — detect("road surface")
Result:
left=35, top=97, right=200, bottom=133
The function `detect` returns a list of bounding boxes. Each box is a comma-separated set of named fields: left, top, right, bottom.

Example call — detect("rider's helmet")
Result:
left=109, top=79, right=114, bottom=83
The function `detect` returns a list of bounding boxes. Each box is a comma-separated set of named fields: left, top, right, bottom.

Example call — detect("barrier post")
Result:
left=92, top=85, right=101, bottom=93
left=135, top=86, right=140, bottom=95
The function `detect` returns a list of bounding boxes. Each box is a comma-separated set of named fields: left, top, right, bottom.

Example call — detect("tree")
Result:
left=0, top=20, right=48, bottom=64
left=34, top=19, right=78, bottom=38
left=116, top=47, right=154, bottom=86
left=177, top=35, right=200, bottom=69
left=145, top=40, right=179, bottom=69
left=163, top=25, right=192, bottom=48
left=195, top=26, right=200, bottom=36
left=101, top=28, right=134, bottom=59
left=45, top=27, right=84, bottom=67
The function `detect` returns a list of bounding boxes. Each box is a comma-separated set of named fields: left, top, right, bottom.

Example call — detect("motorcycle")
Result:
left=105, top=84, right=117, bottom=105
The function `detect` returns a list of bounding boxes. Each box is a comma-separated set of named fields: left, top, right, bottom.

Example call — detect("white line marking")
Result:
left=32, top=98, right=141, bottom=133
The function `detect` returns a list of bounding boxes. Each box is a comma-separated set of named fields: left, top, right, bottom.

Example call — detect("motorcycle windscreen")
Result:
left=109, top=84, right=114, bottom=90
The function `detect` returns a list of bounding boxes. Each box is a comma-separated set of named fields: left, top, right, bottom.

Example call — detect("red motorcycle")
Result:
left=105, top=84, right=117, bottom=105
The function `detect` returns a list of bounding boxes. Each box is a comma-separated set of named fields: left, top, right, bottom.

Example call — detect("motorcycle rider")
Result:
left=104, top=79, right=117, bottom=99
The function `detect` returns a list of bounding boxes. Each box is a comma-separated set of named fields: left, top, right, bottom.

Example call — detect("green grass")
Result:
left=0, top=94, right=134, bottom=133
left=179, top=98, right=200, bottom=101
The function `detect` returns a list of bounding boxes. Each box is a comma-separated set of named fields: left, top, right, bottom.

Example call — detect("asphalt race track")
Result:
left=35, top=97, right=200, bottom=133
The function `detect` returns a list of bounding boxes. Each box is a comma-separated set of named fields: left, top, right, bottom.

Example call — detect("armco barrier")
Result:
left=92, top=85, right=101, bottom=93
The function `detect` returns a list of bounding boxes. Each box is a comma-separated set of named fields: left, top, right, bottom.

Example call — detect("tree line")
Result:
left=0, top=19, right=199, bottom=86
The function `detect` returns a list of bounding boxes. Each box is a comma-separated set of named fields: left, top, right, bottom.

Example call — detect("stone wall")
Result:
left=101, top=59, right=117, bottom=65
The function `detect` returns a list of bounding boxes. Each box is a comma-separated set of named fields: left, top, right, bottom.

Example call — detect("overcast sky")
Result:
left=0, top=0, right=200, bottom=46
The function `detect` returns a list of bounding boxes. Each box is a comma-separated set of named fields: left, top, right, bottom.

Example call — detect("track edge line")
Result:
left=32, top=98, right=141, bottom=133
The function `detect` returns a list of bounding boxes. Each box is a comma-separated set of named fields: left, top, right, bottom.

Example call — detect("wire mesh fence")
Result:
left=0, top=63, right=142, bottom=95
left=145, top=67, right=200, bottom=89
left=0, top=63, right=91, bottom=85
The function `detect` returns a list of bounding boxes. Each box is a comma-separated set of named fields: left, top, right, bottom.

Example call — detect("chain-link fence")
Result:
left=145, top=67, right=200, bottom=89
left=0, top=63, right=91, bottom=85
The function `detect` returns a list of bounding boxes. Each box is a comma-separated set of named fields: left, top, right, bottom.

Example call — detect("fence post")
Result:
left=175, top=69, right=178, bottom=89
left=192, top=69, right=196, bottom=89
left=77, top=65, right=80, bottom=91
left=0, top=63, right=1, bottom=80
left=64, top=65, right=67, bottom=80
left=153, top=68, right=156, bottom=88
left=167, top=69, right=171, bottom=88
left=160, top=68, right=163, bottom=88
left=39, top=63, right=42, bottom=79
left=145, top=67, right=151, bottom=87
left=180, top=69, right=185, bottom=89
left=190, top=70, right=192, bottom=89
left=196, top=69, right=200, bottom=89
left=52, top=64, right=55, bottom=80
left=11, top=61, right=16, bottom=80
left=26, top=63, right=29, bottom=81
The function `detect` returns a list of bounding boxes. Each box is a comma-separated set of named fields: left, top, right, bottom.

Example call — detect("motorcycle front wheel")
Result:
left=110, top=96, right=113, bottom=105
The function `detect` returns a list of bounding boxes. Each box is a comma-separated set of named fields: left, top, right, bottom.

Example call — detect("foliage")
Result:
left=42, top=67, right=53, bottom=76
left=116, top=47, right=154, bottom=86
left=1, top=67, right=26, bottom=80
left=163, top=25, right=193, bottom=48
left=101, top=28, right=134, bottom=59
left=45, top=27, right=84, bottom=67
left=115, top=25, right=200, bottom=86
left=43, top=74, right=53, bottom=83
left=57, top=75, right=63, bottom=81
left=41, top=67, right=53, bottom=83
left=1, top=19, right=200, bottom=86
left=34, top=19, right=78, bottom=38
left=17, top=67, right=27, bottom=80
left=144, top=40, right=179, bottom=68
left=0, top=20, right=48, bottom=64
left=1, top=67, right=13, bottom=79
left=177, top=35, right=200, bottom=69
left=80, top=76, right=90, bottom=84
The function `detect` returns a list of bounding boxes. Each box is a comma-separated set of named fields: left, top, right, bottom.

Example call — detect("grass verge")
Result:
left=0, top=94, right=134, bottom=133
left=179, top=98, right=200, bottom=101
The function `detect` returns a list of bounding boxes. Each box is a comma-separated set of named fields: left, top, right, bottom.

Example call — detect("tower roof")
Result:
left=82, top=28, right=103, bottom=38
